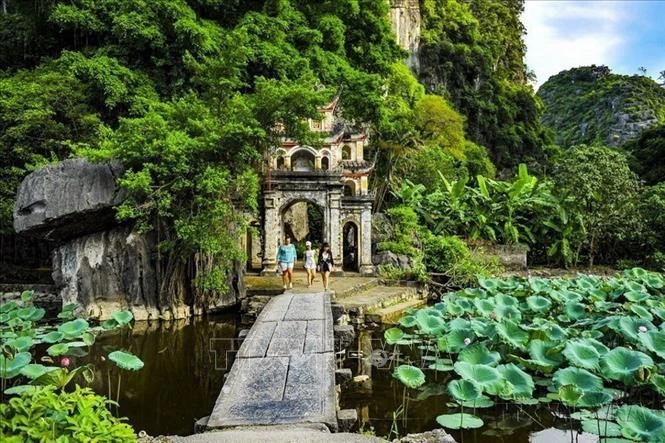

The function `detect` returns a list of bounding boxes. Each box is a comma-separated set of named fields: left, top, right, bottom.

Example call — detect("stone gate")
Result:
left=259, top=99, right=374, bottom=276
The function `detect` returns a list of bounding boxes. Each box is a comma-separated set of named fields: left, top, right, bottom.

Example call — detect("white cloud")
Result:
left=522, top=1, right=630, bottom=88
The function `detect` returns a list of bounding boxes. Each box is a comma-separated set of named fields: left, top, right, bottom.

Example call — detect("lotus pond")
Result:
left=341, top=268, right=665, bottom=442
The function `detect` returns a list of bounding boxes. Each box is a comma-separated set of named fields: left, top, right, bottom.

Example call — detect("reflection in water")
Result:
left=84, top=315, right=239, bottom=436
left=340, top=329, right=597, bottom=443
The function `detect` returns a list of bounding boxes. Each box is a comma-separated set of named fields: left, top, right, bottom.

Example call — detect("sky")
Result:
left=522, top=0, right=665, bottom=89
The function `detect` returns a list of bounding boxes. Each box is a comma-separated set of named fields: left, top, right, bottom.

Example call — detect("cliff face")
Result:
left=389, top=0, right=421, bottom=69
left=538, top=65, right=665, bottom=147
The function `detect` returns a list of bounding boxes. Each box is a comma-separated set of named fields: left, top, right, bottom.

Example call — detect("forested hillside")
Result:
left=538, top=65, right=665, bottom=148
left=418, top=0, right=550, bottom=168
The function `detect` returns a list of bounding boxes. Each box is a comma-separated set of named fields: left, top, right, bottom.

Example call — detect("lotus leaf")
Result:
left=638, top=330, right=665, bottom=359
left=0, top=352, right=31, bottom=378
left=630, top=304, right=654, bottom=321
left=496, top=319, right=529, bottom=349
left=496, top=294, right=518, bottom=307
left=650, top=374, right=665, bottom=395
left=112, top=310, right=134, bottom=325
left=581, top=419, right=622, bottom=437
left=614, top=317, right=656, bottom=342
left=447, top=379, right=482, bottom=402
left=552, top=367, right=603, bottom=392
left=558, top=384, right=584, bottom=406
left=453, top=362, right=503, bottom=394
left=523, top=340, right=564, bottom=372
left=458, top=344, right=501, bottom=367
left=600, top=347, right=653, bottom=384
left=526, top=295, right=551, bottom=312
left=474, top=298, right=495, bottom=316
left=101, top=319, right=119, bottom=330
left=447, top=318, right=470, bottom=331
left=428, top=361, right=454, bottom=372
left=109, top=351, right=145, bottom=371
left=438, top=329, right=475, bottom=353
left=47, top=343, right=69, bottom=356
left=399, top=315, right=417, bottom=328
left=496, top=363, right=534, bottom=397
left=624, top=290, right=649, bottom=303
left=495, top=304, right=522, bottom=321
left=17, top=306, right=45, bottom=321
left=416, top=312, right=445, bottom=335
left=19, top=364, right=58, bottom=379
left=58, top=318, right=89, bottom=339
left=7, top=336, right=32, bottom=352
left=436, top=413, right=484, bottom=429
left=563, top=340, right=601, bottom=370
left=615, top=405, right=665, bottom=441
left=384, top=327, right=405, bottom=345
left=41, top=331, right=65, bottom=343
left=577, top=390, right=613, bottom=408
left=478, top=277, right=500, bottom=292
left=563, top=301, right=585, bottom=319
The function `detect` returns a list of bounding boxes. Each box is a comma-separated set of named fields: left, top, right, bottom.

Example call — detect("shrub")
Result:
left=422, top=234, right=501, bottom=286
left=0, top=386, right=136, bottom=442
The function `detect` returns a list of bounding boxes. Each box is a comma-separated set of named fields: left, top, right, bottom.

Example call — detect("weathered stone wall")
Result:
left=389, top=0, right=421, bottom=70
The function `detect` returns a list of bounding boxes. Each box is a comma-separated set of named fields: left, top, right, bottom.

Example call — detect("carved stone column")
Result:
left=359, top=204, right=374, bottom=275
left=328, top=191, right=342, bottom=268
left=261, top=191, right=280, bottom=274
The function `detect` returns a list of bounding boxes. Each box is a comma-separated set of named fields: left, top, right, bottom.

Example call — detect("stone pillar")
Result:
left=329, top=192, right=342, bottom=268
left=261, top=192, right=280, bottom=274
left=359, top=205, right=374, bottom=275
left=284, top=156, right=292, bottom=170
left=250, top=227, right=262, bottom=270
left=360, top=176, right=368, bottom=195
left=315, top=156, right=322, bottom=170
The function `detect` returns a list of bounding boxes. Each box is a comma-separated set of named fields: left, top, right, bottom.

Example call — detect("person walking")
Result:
left=304, top=241, right=317, bottom=288
left=317, top=242, right=334, bottom=292
left=276, top=236, right=296, bottom=290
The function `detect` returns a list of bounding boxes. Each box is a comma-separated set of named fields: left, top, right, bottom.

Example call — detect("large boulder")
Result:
left=51, top=225, right=172, bottom=321
left=372, top=250, right=413, bottom=271
left=282, top=201, right=309, bottom=241
left=14, top=158, right=125, bottom=240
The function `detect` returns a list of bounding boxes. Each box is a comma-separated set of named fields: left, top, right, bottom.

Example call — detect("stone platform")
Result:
left=207, top=291, right=337, bottom=431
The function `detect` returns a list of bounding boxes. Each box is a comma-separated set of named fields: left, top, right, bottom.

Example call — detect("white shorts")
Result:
left=278, top=262, right=294, bottom=272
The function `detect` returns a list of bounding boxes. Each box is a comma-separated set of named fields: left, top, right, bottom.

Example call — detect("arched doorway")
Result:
left=342, top=221, right=359, bottom=272
left=291, top=149, right=315, bottom=171
left=281, top=200, right=325, bottom=262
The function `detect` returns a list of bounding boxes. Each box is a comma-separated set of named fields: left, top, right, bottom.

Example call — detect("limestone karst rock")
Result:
left=389, top=0, right=421, bottom=70
left=13, top=158, right=125, bottom=240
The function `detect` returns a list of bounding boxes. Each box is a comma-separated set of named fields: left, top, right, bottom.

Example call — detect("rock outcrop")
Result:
left=51, top=225, right=167, bottom=320
left=538, top=65, right=665, bottom=147
left=282, top=201, right=309, bottom=241
left=14, top=158, right=245, bottom=320
left=372, top=250, right=413, bottom=272
left=14, top=158, right=125, bottom=240
left=389, top=0, right=421, bottom=70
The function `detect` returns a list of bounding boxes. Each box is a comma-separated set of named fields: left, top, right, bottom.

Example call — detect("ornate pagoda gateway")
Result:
left=259, top=99, right=374, bottom=276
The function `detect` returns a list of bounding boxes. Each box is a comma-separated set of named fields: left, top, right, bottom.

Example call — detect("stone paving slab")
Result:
left=207, top=292, right=337, bottom=431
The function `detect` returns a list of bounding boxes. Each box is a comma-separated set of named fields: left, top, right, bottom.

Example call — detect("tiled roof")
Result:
left=340, top=160, right=372, bottom=170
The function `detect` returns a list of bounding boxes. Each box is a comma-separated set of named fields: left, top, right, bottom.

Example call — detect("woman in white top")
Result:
left=304, top=241, right=317, bottom=288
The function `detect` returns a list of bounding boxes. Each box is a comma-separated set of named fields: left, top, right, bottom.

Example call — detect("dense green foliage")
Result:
left=0, top=386, right=136, bottom=441
left=0, top=0, right=409, bottom=301
left=538, top=66, right=665, bottom=148
left=627, top=124, right=665, bottom=185
left=419, top=0, right=550, bottom=167
left=391, top=269, right=665, bottom=440
left=550, top=145, right=642, bottom=266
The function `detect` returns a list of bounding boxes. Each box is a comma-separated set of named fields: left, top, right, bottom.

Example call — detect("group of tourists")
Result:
left=276, top=237, right=335, bottom=291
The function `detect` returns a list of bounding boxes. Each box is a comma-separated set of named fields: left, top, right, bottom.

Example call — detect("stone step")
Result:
left=365, top=297, right=427, bottom=325
left=335, top=285, right=423, bottom=319
left=333, top=277, right=379, bottom=298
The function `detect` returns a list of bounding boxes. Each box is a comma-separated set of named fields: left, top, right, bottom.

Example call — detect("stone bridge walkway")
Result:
left=206, top=291, right=337, bottom=431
